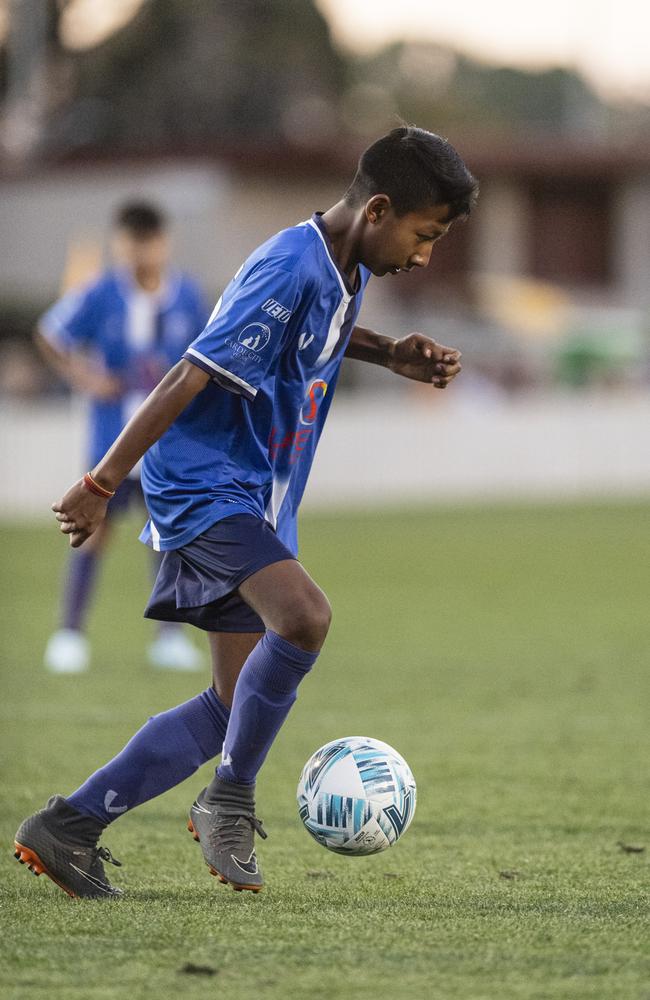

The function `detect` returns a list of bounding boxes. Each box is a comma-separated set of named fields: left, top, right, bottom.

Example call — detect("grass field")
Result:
left=1, top=502, right=649, bottom=1000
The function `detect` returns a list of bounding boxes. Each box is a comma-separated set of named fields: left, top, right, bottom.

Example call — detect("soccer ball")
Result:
left=297, top=736, right=417, bottom=856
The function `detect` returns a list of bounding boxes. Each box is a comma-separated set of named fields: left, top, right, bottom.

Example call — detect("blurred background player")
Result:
left=37, top=201, right=209, bottom=674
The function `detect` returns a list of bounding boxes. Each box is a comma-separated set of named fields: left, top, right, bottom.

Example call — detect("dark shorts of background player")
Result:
left=144, top=514, right=296, bottom=633
left=106, top=476, right=145, bottom=517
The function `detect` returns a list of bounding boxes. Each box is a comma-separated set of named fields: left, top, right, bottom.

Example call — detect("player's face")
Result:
left=361, top=200, right=453, bottom=277
left=112, top=230, right=170, bottom=275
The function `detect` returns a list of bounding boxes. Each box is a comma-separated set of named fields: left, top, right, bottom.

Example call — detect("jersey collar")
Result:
left=308, top=213, right=360, bottom=297
left=113, top=267, right=181, bottom=309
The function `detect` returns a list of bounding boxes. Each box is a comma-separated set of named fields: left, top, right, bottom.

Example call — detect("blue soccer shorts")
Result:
left=144, top=514, right=296, bottom=633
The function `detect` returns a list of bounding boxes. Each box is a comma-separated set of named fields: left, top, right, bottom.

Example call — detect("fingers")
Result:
left=435, top=361, right=462, bottom=378
left=60, top=519, right=91, bottom=545
left=414, top=337, right=461, bottom=361
left=438, top=343, right=462, bottom=362
left=55, top=513, right=90, bottom=545
left=432, top=361, right=462, bottom=388
left=52, top=478, right=102, bottom=545
left=417, top=338, right=444, bottom=361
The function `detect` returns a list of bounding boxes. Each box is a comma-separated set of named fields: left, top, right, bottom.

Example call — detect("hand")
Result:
left=69, top=358, right=123, bottom=400
left=388, top=333, right=462, bottom=387
left=52, top=479, right=110, bottom=547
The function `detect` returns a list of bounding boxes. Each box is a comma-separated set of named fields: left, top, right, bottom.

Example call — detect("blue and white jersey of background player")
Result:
left=39, top=268, right=208, bottom=471
left=140, top=214, right=371, bottom=554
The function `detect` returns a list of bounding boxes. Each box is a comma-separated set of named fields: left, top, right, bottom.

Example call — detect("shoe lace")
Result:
left=209, top=813, right=267, bottom=854
left=71, top=843, right=122, bottom=877
left=97, top=845, right=122, bottom=868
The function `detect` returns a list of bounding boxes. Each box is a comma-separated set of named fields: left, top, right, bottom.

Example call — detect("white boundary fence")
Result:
left=2, top=394, right=650, bottom=518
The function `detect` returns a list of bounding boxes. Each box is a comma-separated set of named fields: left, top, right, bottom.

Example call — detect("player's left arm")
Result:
left=345, top=325, right=461, bottom=388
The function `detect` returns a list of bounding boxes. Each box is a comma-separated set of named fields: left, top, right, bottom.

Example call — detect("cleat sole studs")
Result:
left=207, top=866, right=261, bottom=891
left=14, top=841, right=77, bottom=899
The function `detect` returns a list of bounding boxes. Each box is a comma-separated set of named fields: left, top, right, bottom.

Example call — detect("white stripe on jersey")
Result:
left=305, top=217, right=353, bottom=367
left=305, top=218, right=347, bottom=297
left=149, top=518, right=161, bottom=552
left=315, top=290, right=352, bottom=368
left=185, top=347, right=258, bottom=398
left=265, top=474, right=291, bottom=531
left=206, top=295, right=223, bottom=326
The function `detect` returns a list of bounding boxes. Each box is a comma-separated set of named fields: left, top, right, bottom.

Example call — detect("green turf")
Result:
left=1, top=503, right=649, bottom=1000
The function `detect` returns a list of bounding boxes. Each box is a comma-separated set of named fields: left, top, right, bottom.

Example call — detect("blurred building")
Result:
left=2, top=135, right=649, bottom=311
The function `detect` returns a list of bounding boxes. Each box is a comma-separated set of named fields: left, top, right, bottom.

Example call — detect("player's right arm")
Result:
left=53, top=359, right=210, bottom=547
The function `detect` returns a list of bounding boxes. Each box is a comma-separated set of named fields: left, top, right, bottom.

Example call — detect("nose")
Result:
left=409, top=249, right=432, bottom=269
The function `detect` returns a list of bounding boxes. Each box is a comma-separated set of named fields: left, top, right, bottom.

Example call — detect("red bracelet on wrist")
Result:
left=83, top=472, right=116, bottom=499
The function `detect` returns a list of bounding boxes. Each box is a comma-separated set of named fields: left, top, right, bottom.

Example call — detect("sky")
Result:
left=316, top=0, right=650, bottom=102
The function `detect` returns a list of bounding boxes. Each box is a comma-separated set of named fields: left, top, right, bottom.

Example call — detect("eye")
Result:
left=417, top=234, right=437, bottom=243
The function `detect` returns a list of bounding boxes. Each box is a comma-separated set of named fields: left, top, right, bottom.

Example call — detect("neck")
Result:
left=133, top=266, right=163, bottom=292
left=319, top=200, right=364, bottom=283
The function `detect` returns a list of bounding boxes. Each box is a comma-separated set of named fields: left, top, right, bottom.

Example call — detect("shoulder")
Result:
left=84, top=269, right=120, bottom=299
left=42, top=270, right=110, bottom=322
left=63, top=270, right=124, bottom=315
left=242, top=221, right=323, bottom=290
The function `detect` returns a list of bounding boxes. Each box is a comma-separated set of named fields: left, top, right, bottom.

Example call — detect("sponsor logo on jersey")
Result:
left=299, top=379, right=328, bottom=426
left=237, top=322, right=271, bottom=352
left=262, top=298, right=292, bottom=322
left=269, top=425, right=312, bottom=465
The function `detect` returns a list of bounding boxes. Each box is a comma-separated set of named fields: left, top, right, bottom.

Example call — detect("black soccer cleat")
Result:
left=188, top=781, right=267, bottom=893
left=13, top=795, right=123, bottom=899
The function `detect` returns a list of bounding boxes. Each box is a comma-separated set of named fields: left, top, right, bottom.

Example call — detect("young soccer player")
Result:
left=14, top=127, right=478, bottom=897
left=38, top=201, right=208, bottom=673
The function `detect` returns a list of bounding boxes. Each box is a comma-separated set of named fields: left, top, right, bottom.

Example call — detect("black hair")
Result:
left=113, top=201, right=166, bottom=237
left=345, top=126, right=478, bottom=219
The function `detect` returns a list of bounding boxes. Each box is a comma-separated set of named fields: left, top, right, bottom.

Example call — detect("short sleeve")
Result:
left=38, top=284, right=99, bottom=350
left=183, top=266, right=300, bottom=401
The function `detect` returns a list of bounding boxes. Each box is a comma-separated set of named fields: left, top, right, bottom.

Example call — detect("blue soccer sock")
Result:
left=216, top=630, right=318, bottom=787
left=66, top=687, right=230, bottom=825
left=62, top=549, right=100, bottom=631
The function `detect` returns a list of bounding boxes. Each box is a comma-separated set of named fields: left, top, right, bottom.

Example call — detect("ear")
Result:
left=365, top=194, right=392, bottom=225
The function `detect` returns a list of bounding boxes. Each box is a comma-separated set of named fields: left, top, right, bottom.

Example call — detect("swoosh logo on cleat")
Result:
left=69, top=863, right=114, bottom=894
left=230, top=850, right=258, bottom=876
left=191, top=801, right=212, bottom=815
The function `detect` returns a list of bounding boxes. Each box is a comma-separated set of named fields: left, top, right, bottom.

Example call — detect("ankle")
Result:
left=48, top=796, right=107, bottom=846
left=204, top=773, right=255, bottom=809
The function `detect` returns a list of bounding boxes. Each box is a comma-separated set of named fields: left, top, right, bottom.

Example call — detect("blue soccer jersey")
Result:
left=140, top=215, right=371, bottom=553
left=40, top=268, right=208, bottom=466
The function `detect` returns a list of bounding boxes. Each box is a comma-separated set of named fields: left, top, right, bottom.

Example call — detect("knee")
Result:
left=278, top=589, right=332, bottom=652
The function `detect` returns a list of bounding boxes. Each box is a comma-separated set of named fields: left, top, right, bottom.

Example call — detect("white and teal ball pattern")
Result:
left=297, top=736, right=417, bottom=856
